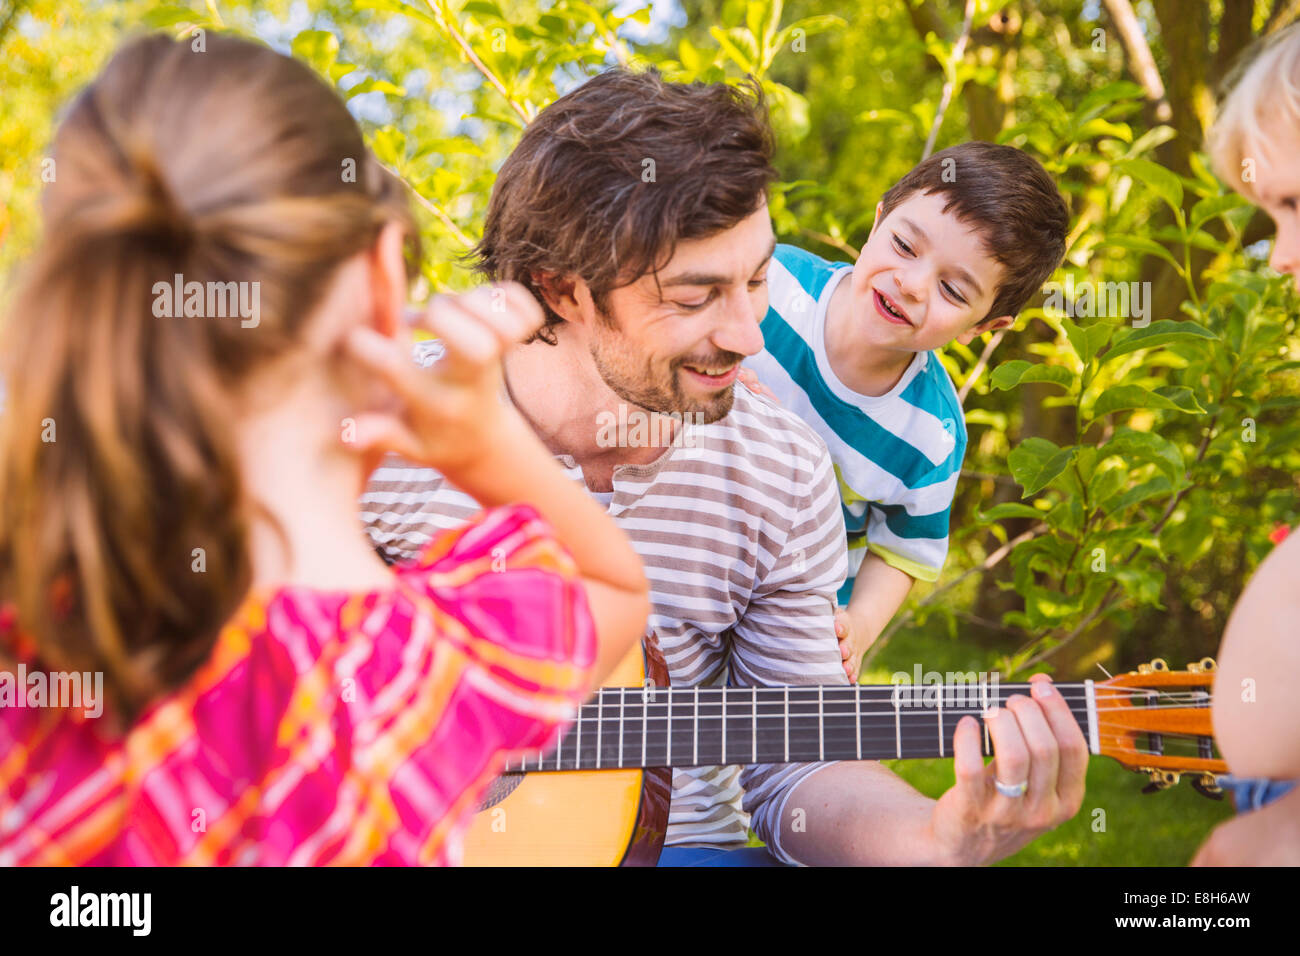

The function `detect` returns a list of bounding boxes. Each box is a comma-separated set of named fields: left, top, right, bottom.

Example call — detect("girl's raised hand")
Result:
left=342, top=283, right=543, bottom=479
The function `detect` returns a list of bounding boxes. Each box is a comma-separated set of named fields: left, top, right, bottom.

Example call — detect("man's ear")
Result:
left=369, top=220, right=408, bottom=339
left=534, top=272, right=584, bottom=323
left=956, top=313, right=1014, bottom=347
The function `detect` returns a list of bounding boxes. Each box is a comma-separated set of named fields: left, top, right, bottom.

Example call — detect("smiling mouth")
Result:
left=681, top=364, right=740, bottom=388
left=873, top=288, right=914, bottom=326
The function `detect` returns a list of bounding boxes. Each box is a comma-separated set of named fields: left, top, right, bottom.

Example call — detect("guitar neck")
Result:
left=506, top=681, right=1101, bottom=772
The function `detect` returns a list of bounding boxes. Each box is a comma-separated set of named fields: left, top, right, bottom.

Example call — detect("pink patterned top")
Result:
left=0, top=504, right=596, bottom=865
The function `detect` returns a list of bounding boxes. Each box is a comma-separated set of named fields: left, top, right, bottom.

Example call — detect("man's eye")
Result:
left=892, top=234, right=914, bottom=256
left=941, top=281, right=967, bottom=305
left=748, top=275, right=768, bottom=289
left=675, top=292, right=715, bottom=311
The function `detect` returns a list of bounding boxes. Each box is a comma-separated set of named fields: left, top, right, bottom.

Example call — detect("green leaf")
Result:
left=1152, top=385, right=1206, bottom=414
left=1098, top=235, right=1183, bottom=272
left=990, top=360, right=1075, bottom=391
left=1072, top=80, right=1145, bottom=125
left=1114, top=158, right=1184, bottom=217
left=710, top=26, right=754, bottom=71
left=370, top=126, right=407, bottom=167
left=1102, top=428, right=1185, bottom=484
left=462, top=0, right=504, bottom=18
left=291, top=29, right=339, bottom=78
left=1091, top=384, right=1185, bottom=417
left=1100, top=319, right=1217, bottom=364
left=1009, top=439, right=1076, bottom=497
left=345, top=76, right=406, bottom=99
left=1061, top=317, right=1113, bottom=365
left=1104, top=476, right=1173, bottom=516
left=979, top=503, right=1044, bottom=523
left=1190, top=193, right=1250, bottom=233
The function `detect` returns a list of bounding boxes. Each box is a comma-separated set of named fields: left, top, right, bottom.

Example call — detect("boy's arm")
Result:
left=836, top=552, right=913, bottom=681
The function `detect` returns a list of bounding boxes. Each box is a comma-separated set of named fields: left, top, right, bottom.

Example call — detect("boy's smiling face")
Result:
left=848, top=190, right=1013, bottom=353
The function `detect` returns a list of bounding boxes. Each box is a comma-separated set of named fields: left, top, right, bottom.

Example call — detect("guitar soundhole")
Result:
left=478, top=772, right=526, bottom=811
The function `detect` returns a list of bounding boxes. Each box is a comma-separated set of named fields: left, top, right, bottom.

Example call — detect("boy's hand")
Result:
left=834, top=606, right=875, bottom=682
left=737, top=367, right=780, bottom=404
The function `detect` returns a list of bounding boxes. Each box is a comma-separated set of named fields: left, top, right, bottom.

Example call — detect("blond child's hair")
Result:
left=1208, top=22, right=1300, bottom=199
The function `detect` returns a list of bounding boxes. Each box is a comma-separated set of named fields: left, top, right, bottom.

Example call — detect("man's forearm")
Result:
left=775, top=761, right=955, bottom=866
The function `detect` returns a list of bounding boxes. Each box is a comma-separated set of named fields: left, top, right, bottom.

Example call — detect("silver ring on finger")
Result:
left=995, top=778, right=1029, bottom=798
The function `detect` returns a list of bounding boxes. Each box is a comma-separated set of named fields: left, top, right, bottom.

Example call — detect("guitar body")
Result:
left=462, top=637, right=673, bottom=866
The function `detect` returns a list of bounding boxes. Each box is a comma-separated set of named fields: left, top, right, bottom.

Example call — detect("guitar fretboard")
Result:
left=505, top=681, right=1100, bottom=772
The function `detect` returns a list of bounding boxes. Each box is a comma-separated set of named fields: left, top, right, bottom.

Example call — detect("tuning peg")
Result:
left=1186, top=657, right=1217, bottom=674
left=1191, top=774, right=1224, bottom=800
left=1139, top=768, right=1179, bottom=792
left=1137, top=658, right=1169, bottom=674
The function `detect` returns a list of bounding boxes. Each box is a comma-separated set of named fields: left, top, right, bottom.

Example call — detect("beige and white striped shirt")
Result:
left=360, top=344, right=849, bottom=863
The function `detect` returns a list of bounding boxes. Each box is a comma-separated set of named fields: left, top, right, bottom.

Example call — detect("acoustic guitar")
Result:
left=464, top=640, right=1224, bottom=866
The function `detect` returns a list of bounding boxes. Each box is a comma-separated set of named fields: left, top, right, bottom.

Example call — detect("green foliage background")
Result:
left=3, top=0, right=1297, bottom=864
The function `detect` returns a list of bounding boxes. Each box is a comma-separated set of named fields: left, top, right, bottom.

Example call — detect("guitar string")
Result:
left=510, top=723, right=1215, bottom=767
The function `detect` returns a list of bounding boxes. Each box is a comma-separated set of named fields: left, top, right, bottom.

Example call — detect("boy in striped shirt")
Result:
left=745, top=143, right=1069, bottom=680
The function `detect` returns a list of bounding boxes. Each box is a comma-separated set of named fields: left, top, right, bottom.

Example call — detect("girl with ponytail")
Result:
left=0, top=32, right=648, bottom=865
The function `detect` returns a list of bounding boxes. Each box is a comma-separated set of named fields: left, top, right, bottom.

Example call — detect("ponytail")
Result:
left=0, top=32, right=420, bottom=725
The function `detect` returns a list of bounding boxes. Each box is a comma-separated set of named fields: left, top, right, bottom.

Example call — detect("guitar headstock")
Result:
left=1095, top=657, right=1226, bottom=798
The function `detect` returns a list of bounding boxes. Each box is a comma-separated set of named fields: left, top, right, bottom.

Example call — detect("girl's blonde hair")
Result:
left=0, top=32, right=420, bottom=725
left=1208, top=22, right=1300, bottom=199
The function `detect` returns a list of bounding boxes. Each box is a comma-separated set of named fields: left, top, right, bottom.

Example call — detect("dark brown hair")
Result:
left=879, top=141, right=1069, bottom=321
left=0, top=32, right=419, bottom=725
left=473, top=68, right=777, bottom=342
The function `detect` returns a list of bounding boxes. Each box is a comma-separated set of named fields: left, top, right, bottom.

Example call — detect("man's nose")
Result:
left=712, top=286, right=765, bottom=358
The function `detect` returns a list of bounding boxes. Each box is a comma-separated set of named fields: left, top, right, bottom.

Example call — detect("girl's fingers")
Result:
left=342, top=410, right=422, bottom=462
left=343, top=325, right=426, bottom=406
left=419, top=296, right=505, bottom=380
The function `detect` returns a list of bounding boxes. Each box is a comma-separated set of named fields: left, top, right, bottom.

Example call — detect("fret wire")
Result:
left=751, top=686, right=757, bottom=765
left=893, top=683, right=902, bottom=758
left=618, top=686, right=625, bottom=769
left=666, top=688, right=673, bottom=766
left=783, top=686, right=790, bottom=762
left=818, top=685, right=825, bottom=761
left=595, top=686, right=603, bottom=769
left=641, top=683, right=649, bottom=768
left=720, top=685, right=727, bottom=765
left=980, top=678, right=990, bottom=755
left=855, top=683, right=862, bottom=760
left=936, top=682, right=944, bottom=757
left=693, top=685, right=700, bottom=766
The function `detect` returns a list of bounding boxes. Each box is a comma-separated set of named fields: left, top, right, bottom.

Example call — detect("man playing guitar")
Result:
left=361, top=69, right=1087, bottom=866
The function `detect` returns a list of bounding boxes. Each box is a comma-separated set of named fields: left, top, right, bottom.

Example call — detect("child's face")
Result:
left=848, top=190, right=1011, bottom=353
left=1248, top=132, right=1300, bottom=291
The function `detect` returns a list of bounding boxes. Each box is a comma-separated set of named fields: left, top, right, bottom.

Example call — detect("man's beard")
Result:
left=587, top=317, right=743, bottom=426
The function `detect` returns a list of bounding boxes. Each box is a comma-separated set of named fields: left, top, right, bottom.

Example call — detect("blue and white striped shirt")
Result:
left=746, top=244, right=967, bottom=604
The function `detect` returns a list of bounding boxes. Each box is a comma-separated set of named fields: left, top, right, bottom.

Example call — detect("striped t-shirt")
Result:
left=746, top=244, right=967, bottom=604
left=361, top=347, right=849, bottom=863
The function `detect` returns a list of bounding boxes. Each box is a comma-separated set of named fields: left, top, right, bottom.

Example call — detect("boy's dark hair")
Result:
left=473, top=68, right=777, bottom=343
left=878, top=141, right=1069, bottom=322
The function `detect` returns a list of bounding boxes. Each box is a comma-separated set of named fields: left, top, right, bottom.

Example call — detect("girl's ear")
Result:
left=956, top=313, right=1014, bottom=347
left=370, top=220, right=408, bottom=339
